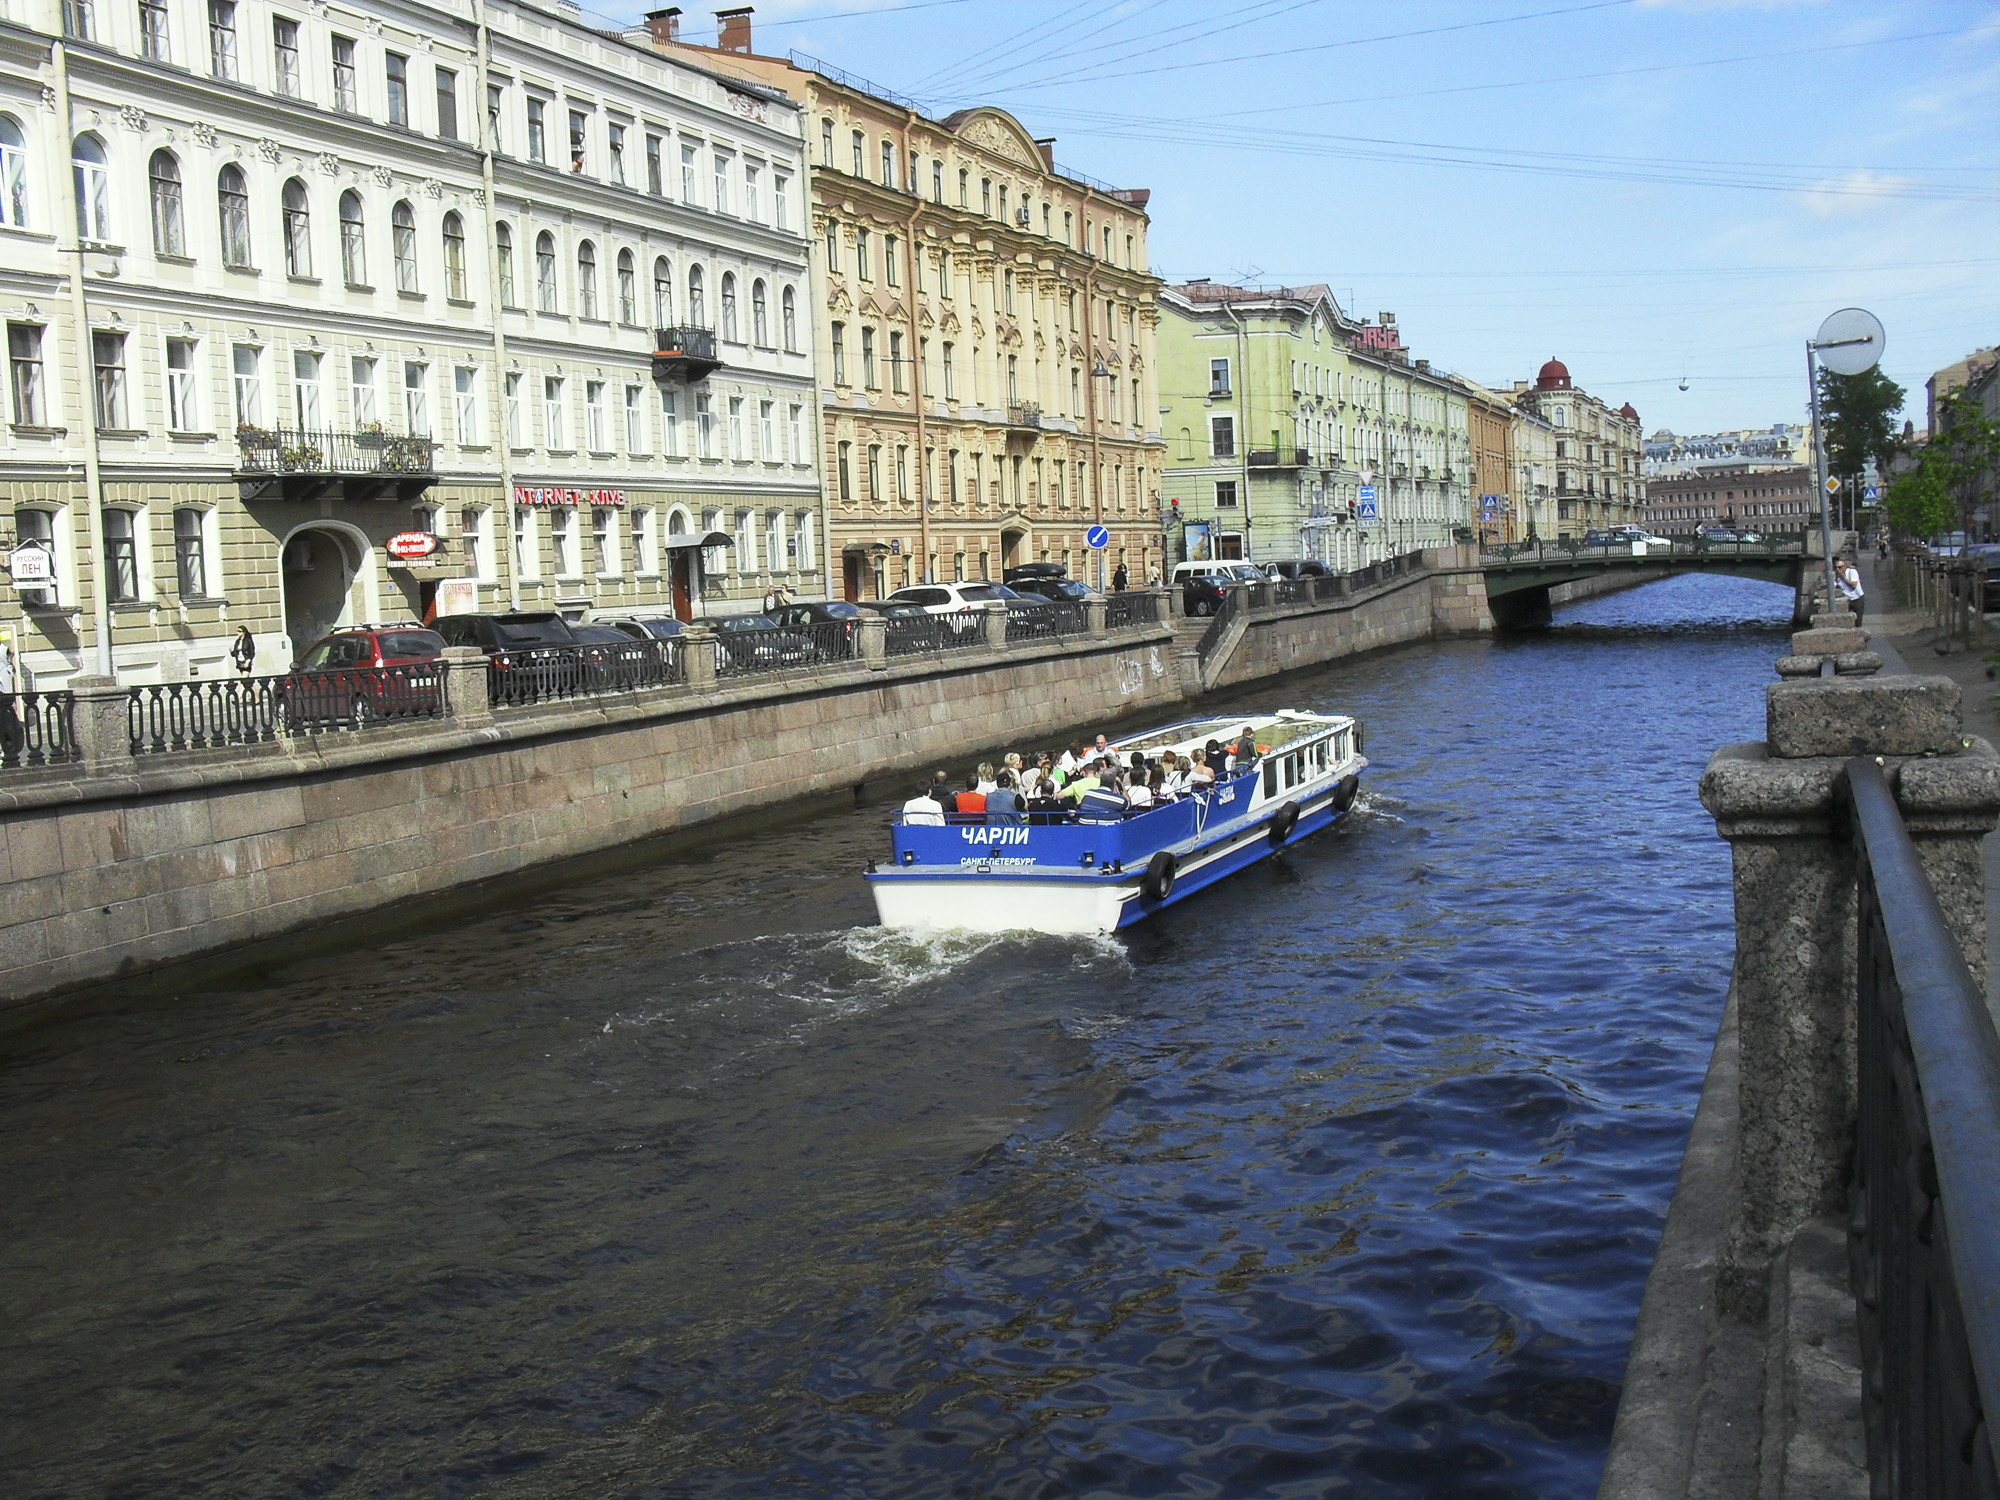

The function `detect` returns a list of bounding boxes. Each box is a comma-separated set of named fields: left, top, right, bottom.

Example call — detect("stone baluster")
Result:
left=682, top=626, right=718, bottom=690
left=982, top=600, right=1009, bottom=650
left=442, top=646, right=493, bottom=730
left=855, top=612, right=886, bottom=670
left=66, top=676, right=132, bottom=773
left=1085, top=597, right=1108, bottom=639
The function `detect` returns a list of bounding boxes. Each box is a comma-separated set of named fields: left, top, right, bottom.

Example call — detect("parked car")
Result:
left=1008, top=575, right=1100, bottom=604
left=1172, top=560, right=1263, bottom=616
left=434, top=611, right=584, bottom=699
left=1264, top=560, right=1331, bottom=581
left=769, top=599, right=866, bottom=660
left=1002, top=562, right=1069, bottom=585
left=886, top=581, right=1015, bottom=633
left=713, top=613, right=817, bottom=671
left=1928, top=531, right=1969, bottom=558
left=284, top=625, right=447, bottom=726
left=852, top=599, right=929, bottom=620
left=600, top=614, right=688, bottom=645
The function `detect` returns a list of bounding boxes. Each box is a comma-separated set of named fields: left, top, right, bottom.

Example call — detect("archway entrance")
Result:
left=1000, top=526, right=1027, bottom=575
left=280, top=524, right=370, bottom=657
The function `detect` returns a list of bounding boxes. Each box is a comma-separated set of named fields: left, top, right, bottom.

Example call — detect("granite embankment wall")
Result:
left=1, top=556, right=1499, bottom=1004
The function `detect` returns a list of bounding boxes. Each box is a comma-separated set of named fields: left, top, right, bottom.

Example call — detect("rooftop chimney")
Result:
left=1033, top=137, right=1056, bottom=171
left=643, top=7, right=682, bottom=43
left=715, top=5, right=752, bottom=52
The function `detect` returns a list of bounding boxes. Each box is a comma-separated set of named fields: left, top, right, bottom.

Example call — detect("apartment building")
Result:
left=0, top=0, right=819, bottom=687
left=1458, top=379, right=1516, bottom=544
left=1641, top=463, right=1812, bottom=535
left=644, top=8, right=1166, bottom=595
left=1508, top=359, right=1642, bottom=536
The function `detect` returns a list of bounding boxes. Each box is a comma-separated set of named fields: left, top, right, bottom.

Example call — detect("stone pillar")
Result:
left=442, top=646, right=492, bottom=729
left=1700, top=652, right=2000, bottom=1318
left=682, top=626, right=718, bottom=690
left=982, top=600, right=1009, bottom=650
left=855, top=613, right=886, bottom=671
left=1084, top=597, right=1108, bottom=639
left=67, top=675, right=130, bottom=773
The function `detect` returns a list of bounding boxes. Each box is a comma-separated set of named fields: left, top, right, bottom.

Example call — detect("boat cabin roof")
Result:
left=1116, top=711, right=1350, bottom=759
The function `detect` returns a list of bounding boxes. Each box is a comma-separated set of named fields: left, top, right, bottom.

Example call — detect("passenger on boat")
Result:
left=1126, top=773, right=1155, bottom=810
left=1188, top=749, right=1216, bottom=789
left=1001, top=751, right=1024, bottom=786
left=1128, top=750, right=1149, bottom=780
left=1159, top=752, right=1187, bottom=795
left=1203, top=739, right=1224, bottom=774
left=985, top=770, right=1028, bottom=825
left=902, top=783, right=946, bottom=825
left=1020, top=753, right=1051, bottom=797
left=1150, top=765, right=1169, bottom=802
left=1233, top=726, right=1259, bottom=770
left=1077, top=775, right=1128, bottom=822
left=1062, top=765, right=1101, bottom=804
left=1058, top=742, right=1084, bottom=776
left=975, top=762, right=998, bottom=795
left=1093, top=734, right=1112, bottom=761
left=954, top=773, right=986, bottom=815
left=928, top=770, right=954, bottom=810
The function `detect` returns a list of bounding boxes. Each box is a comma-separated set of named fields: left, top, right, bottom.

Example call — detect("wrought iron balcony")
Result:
left=235, top=426, right=437, bottom=501
left=652, top=326, right=721, bottom=382
left=1247, top=448, right=1313, bottom=468
left=1006, top=401, right=1043, bottom=431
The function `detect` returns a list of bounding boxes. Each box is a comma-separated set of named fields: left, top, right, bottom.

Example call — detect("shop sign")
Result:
left=513, top=485, right=627, bottom=508
left=435, top=578, right=478, bottom=618
left=7, top=541, right=52, bottom=584
left=386, top=531, right=441, bottom=561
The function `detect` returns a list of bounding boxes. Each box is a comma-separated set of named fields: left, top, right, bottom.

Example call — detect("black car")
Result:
left=713, top=613, right=816, bottom=672
left=1002, top=562, right=1068, bottom=584
left=434, top=611, right=584, bottom=701
left=1264, top=560, right=1330, bottom=580
left=770, top=599, right=866, bottom=660
left=1181, top=573, right=1232, bottom=617
left=1009, top=576, right=1099, bottom=603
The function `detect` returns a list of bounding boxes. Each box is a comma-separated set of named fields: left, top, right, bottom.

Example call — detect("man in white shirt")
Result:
left=1837, top=558, right=1865, bottom=624
left=901, top=783, right=946, bottom=825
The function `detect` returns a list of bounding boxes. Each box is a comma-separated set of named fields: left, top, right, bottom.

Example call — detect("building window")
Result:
left=766, top=509, right=783, bottom=571
left=385, top=52, right=408, bottom=126
left=733, top=508, right=754, bottom=573
left=694, top=391, right=712, bottom=457
left=513, top=506, right=538, bottom=579
left=773, top=172, right=789, bottom=231
left=332, top=35, right=357, bottom=111
left=608, top=123, right=625, bottom=185
left=174, top=508, right=210, bottom=597
left=687, top=264, right=705, bottom=327
left=680, top=142, right=697, bottom=204
left=616, top=249, right=636, bottom=324
left=576, top=240, right=598, bottom=318
left=885, top=234, right=899, bottom=287
left=646, top=133, right=662, bottom=195
left=932, top=160, right=942, bottom=202
left=712, top=154, right=731, bottom=212
left=149, top=150, right=185, bottom=257
left=727, top=395, right=744, bottom=460
left=743, top=161, right=759, bottom=221
left=836, top=440, right=851, bottom=501
left=720, top=271, right=738, bottom=341
left=958, top=167, right=968, bottom=206
left=273, top=16, right=301, bottom=97
left=62, top=0, right=94, bottom=39
left=207, top=0, right=236, bottom=79
left=543, top=375, right=566, bottom=449
left=981, top=177, right=991, bottom=215
left=403, top=360, right=429, bottom=435
left=550, top=506, right=576, bottom=576
left=593, top=506, right=615, bottom=575
left=850, top=130, right=864, bottom=177
left=586, top=380, right=607, bottom=451
left=1210, top=415, right=1234, bottom=457
left=92, top=329, right=126, bottom=429
left=0, top=119, right=28, bottom=230
left=861, top=326, right=875, bottom=388
left=624, top=383, right=646, bottom=453
left=652, top=256, right=672, bottom=325
left=535, top=232, right=557, bottom=312
left=660, top=388, right=678, bottom=455
left=103, top=509, right=140, bottom=602
left=568, top=109, right=587, bottom=174
left=781, top=286, right=797, bottom=352
left=855, top=226, right=870, bottom=281
left=231, top=344, right=261, bottom=425
left=348, top=358, right=377, bottom=430
left=436, top=67, right=459, bottom=141
left=829, top=321, right=844, bottom=385
left=442, top=211, right=467, bottom=298
left=215, top=162, right=254, bottom=266
left=166, top=338, right=199, bottom=430
left=866, top=444, right=880, bottom=501
left=891, top=332, right=906, bottom=394
left=139, top=0, right=170, bottom=58
left=281, top=177, right=311, bottom=277
left=486, top=81, right=503, bottom=153
left=8, top=323, right=45, bottom=426
left=1209, top=358, right=1230, bottom=396
left=453, top=364, right=479, bottom=444
left=337, top=190, right=367, bottom=286
left=72, top=134, right=110, bottom=243
left=527, top=98, right=546, bottom=163
left=755, top=398, right=775, bottom=458
left=631, top=506, right=656, bottom=575
left=1216, top=480, right=1238, bottom=508
left=788, top=403, right=802, bottom=461
left=941, top=341, right=954, bottom=400
left=503, top=371, right=522, bottom=447
left=751, top=279, right=768, bottom=345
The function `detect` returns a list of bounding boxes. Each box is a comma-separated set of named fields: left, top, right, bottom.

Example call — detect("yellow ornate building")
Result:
left=646, top=10, right=1166, bottom=596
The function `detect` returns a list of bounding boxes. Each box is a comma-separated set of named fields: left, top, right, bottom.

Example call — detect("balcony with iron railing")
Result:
left=652, top=326, right=721, bottom=382
left=235, top=426, right=437, bottom=501
left=1006, top=401, right=1043, bottom=431
left=1247, top=449, right=1313, bottom=469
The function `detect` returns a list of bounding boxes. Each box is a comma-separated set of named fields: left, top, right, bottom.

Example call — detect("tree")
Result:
left=1817, top=365, right=1905, bottom=479
left=1885, top=453, right=1953, bottom=541
left=1883, top=389, right=2000, bottom=541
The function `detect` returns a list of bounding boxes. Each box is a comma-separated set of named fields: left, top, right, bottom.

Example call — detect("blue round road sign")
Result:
left=1086, top=525, right=1110, bottom=549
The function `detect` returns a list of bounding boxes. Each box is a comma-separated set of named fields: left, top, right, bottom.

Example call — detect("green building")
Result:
left=1156, top=283, right=1473, bottom=568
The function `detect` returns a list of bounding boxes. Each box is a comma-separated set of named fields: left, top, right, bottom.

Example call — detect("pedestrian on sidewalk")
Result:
left=0, top=640, right=22, bottom=762
left=1837, top=558, right=1865, bottom=624
left=230, top=626, right=256, bottom=677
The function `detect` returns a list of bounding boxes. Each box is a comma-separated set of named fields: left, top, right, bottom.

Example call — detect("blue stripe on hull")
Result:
left=1116, top=798, right=1346, bottom=928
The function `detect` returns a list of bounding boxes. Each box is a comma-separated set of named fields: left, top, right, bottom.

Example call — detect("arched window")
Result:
left=535, top=230, right=557, bottom=312
left=616, top=248, right=635, bottom=324
left=719, top=271, right=736, bottom=342
left=217, top=163, right=250, bottom=267
left=751, top=278, right=768, bottom=346
left=0, top=116, right=28, bottom=229
left=441, top=210, right=466, bottom=299
left=338, top=189, right=365, bottom=286
left=495, top=221, right=515, bottom=306
left=148, top=149, right=184, bottom=257
left=281, top=177, right=311, bottom=277
left=575, top=238, right=597, bottom=319
left=391, top=199, right=417, bottom=292
left=687, top=264, right=705, bottom=328
left=72, top=133, right=110, bottom=242
left=781, top=285, right=797, bottom=353
left=652, top=255, right=672, bottom=327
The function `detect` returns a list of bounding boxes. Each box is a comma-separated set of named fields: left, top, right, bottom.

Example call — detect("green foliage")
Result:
left=1885, top=456, right=1953, bottom=540
left=1817, top=365, right=1905, bottom=479
left=1885, top=388, right=2000, bottom=541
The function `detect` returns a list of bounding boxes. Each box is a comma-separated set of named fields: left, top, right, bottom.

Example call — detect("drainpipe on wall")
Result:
left=50, top=37, right=114, bottom=679
left=1222, top=298, right=1251, bottom=563
left=470, top=0, right=521, bottom=612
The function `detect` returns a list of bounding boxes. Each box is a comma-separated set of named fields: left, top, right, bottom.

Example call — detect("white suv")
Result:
left=887, top=582, right=1012, bottom=616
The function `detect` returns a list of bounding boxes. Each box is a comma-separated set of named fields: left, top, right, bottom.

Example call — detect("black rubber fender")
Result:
left=1268, top=800, right=1300, bottom=845
left=1142, top=849, right=1177, bottom=902
left=1332, top=775, right=1359, bottom=813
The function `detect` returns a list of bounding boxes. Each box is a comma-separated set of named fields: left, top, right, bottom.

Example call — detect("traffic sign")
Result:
left=1863, top=485, right=1880, bottom=502
left=1825, top=476, right=1841, bottom=495
left=1358, top=497, right=1378, bottom=521
left=1085, top=525, right=1109, bottom=549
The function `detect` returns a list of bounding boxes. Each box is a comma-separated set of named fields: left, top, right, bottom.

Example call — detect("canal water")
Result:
left=1, top=575, right=1791, bottom=1498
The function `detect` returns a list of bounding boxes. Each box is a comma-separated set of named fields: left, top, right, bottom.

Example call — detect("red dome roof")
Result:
left=1619, top=402, right=1639, bottom=421
left=1535, top=357, right=1571, bottom=391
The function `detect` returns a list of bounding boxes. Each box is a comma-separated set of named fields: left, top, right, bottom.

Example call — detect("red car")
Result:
left=284, top=626, right=447, bottom=727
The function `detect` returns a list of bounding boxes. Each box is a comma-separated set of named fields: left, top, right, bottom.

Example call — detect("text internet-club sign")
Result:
left=512, top=485, right=628, bottom=508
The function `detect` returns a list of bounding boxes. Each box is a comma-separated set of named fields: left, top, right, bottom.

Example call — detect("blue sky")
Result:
left=635, top=0, right=1999, bottom=437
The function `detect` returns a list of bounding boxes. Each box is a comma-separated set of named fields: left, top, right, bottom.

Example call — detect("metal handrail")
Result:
left=1194, top=586, right=1242, bottom=668
left=1845, top=756, right=2000, bottom=1495
left=1, top=690, right=80, bottom=769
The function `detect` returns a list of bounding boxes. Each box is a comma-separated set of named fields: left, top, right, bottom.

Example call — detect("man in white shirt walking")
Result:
left=1836, top=557, right=1865, bottom=624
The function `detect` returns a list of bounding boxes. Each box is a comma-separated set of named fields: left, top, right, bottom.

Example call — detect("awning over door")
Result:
left=661, top=530, right=734, bottom=550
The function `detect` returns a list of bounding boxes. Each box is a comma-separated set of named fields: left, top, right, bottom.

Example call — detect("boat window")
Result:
left=1262, top=760, right=1278, bottom=799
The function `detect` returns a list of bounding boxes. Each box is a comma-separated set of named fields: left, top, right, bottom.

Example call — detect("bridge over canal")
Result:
left=1480, top=531, right=1829, bottom=629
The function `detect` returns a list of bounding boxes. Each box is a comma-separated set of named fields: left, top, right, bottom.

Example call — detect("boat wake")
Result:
left=1351, top=789, right=1405, bottom=824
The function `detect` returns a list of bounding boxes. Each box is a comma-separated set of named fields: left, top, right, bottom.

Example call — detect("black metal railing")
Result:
left=884, top=612, right=985, bottom=657
left=1481, top=529, right=1809, bottom=565
left=1846, top=756, right=2000, bottom=1498
left=279, top=665, right=449, bottom=730
left=1194, top=586, right=1244, bottom=670
left=653, top=325, right=718, bottom=361
left=2, top=691, right=80, bottom=769
left=489, top=641, right=680, bottom=706
left=235, top=427, right=437, bottom=477
left=1005, top=602, right=1088, bottom=641
left=129, top=668, right=448, bottom=752
left=714, top=623, right=846, bottom=678
left=1105, top=592, right=1159, bottom=629
left=1271, top=578, right=1310, bottom=606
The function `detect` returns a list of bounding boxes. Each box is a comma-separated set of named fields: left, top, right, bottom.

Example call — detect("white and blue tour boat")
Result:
left=867, top=710, right=1366, bottom=934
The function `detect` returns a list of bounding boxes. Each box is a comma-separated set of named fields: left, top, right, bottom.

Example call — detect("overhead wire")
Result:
left=942, top=0, right=1316, bottom=97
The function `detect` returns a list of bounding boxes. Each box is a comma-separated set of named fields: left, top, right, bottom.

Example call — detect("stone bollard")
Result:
left=982, top=599, right=1009, bottom=650
left=66, top=675, right=131, bottom=774
left=681, top=626, right=718, bottom=690
left=1700, top=660, right=2000, bottom=1318
left=1085, top=597, right=1108, bottom=639
left=855, top=612, right=886, bottom=671
left=442, top=646, right=493, bottom=729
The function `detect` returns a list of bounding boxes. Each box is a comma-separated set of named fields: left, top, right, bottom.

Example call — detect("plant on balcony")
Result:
left=380, top=435, right=433, bottom=472
left=279, top=441, right=325, bottom=470
left=236, top=422, right=277, bottom=449
left=354, top=421, right=387, bottom=450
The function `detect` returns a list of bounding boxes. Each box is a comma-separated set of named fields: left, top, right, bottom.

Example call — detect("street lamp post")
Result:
left=1806, top=307, right=1886, bottom=615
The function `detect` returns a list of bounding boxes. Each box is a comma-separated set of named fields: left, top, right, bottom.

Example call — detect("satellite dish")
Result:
left=1813, top=307, right=1885, bottom=376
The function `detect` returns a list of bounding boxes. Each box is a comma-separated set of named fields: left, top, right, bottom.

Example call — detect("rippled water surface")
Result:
left=1, top=575, right=1792, bottom=1498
